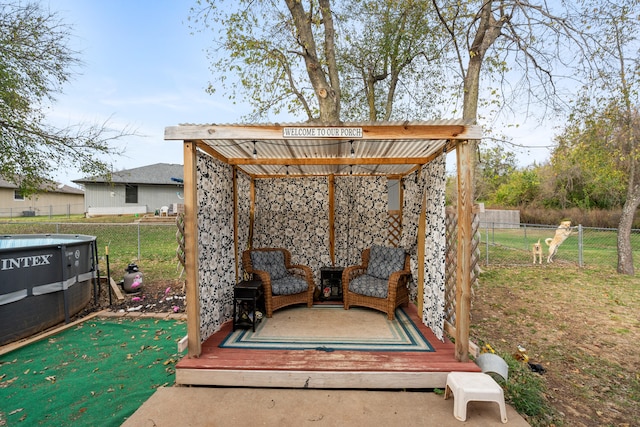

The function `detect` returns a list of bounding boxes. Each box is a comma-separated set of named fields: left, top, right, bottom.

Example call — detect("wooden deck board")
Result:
left=176, top=303, right=480, bottom=388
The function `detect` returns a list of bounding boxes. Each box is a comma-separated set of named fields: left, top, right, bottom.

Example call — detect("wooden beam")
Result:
left=444, top=321, right=480, bottom=358
left=184, top=141, right=202, bottom=357
left=0, top=311, right=104, bottom=356
left=455, top=140, right=473, bottom=363
left=177, top=335, right=189, bottom=353
left=109, top=277, right=124, bottom=301
left=229, top=156, right=436, bottom=166
left=195, top=141, right=228, bottom=164
left=176, top=368, right=450, bottom=389
left=251, top=173, right=391, bottom=179
left=165, top=124, right=482, bottom=141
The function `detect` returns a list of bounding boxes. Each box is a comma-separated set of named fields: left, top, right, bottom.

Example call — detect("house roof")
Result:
left=164, top=120, right=481, bottom=177
left=73, top=163, right=184, bottom=185
left=0, top=176, right=84, bottom=194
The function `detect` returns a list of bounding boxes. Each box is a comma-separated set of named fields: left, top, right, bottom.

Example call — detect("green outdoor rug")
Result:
left=0, top=317, right=186, bottom=427
left=220, top=305, right=434, bottom=352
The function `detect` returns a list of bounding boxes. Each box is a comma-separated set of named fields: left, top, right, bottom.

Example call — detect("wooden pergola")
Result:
left=165, top=120, right=480, bottom=363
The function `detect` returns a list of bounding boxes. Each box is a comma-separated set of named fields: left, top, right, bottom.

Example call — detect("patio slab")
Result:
left=122, top=386, right=530, bottom=426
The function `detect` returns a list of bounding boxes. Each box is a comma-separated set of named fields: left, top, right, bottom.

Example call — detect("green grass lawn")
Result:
left=3, top=216, right=639, bottom=279
left=479, top=226, right=640, bottom=270
left=0, top=216, right=181, bottom=283
left=471, top=264, right=640, bottom=426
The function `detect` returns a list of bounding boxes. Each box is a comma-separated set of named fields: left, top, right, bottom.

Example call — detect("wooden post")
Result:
left=455, top=140, right=472, bottom=362
left=184, top=141, right=202, bottom=357
left=328, top=174, right=335, bottom=265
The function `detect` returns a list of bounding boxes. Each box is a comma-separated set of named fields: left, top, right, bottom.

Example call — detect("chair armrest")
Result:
left=343, top=264, right=366, bottom=278
left=388, top=269, right=412, bottom=288
left=287, top=264, right=315, bottom=288
left=250, top=269, right=273, bottom=294
left=342, top=265, right=366, bottom=290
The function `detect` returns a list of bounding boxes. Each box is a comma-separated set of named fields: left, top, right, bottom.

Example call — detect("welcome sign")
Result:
left=283, top=127, right=363, bottom=138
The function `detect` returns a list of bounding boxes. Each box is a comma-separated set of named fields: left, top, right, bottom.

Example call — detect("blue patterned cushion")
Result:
left=250, top=250, right=288, bottom=280
left=350, top=274, right=389, bottom=298
left=366, top=245, right=406, bottom=280
left=272, top=275, right=308, bottom=295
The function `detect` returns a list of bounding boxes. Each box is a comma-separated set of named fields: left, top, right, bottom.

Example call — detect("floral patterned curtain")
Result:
left=334, top=176, right=389, bottom=267
left=401, top=153, right=447, bottom=340
left=236, top=169, right=251, bottom=281
left=401, top=167, right=429, bottom=300
left=422, top=154, right=447, bottom=340
left=196, top=152, right=236, bottom=341
left=253, top=177, right=331, bottom=283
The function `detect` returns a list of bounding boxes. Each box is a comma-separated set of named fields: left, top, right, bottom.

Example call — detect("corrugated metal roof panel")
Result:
left=168, top=121, right=475, bottom=177
left=177, top=119, right=475, bottom=127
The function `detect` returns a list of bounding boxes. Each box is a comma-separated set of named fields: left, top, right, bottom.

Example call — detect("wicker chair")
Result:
left=342, top=245, right=411, bottom=320
left=242, top=248, right=315, bottom=318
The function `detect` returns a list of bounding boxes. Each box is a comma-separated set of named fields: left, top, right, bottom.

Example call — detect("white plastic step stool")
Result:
left=444, top=372, right=508, bottom=423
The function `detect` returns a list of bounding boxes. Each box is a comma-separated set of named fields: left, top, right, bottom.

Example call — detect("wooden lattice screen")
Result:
left=444, top=208, right=481, bottom=328
left=387, top=208, right=479, bottom=328
left=388, top=210, right=401, bottom=247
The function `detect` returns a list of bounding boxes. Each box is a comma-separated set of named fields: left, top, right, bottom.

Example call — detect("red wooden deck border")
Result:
left=176, top=303, right=480, bottom=379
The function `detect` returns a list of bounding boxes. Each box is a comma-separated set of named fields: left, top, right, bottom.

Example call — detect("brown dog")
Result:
left=545, top=220, right=573, bottom=263
left=532, top=239, right=543, bottom=264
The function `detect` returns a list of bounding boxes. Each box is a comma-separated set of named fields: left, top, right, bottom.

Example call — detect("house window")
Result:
left=14, top=190, right=24, bottom=201
left=125, top=185, right=138, bottom=203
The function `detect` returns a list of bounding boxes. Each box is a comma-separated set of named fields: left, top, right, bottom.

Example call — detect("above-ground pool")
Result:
left=0, top=234, right=98, bottom=346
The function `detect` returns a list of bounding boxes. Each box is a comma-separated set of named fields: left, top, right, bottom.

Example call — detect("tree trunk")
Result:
left=285, top=0, right=341, bottom=123
left=617, top=177, right=640, bottom=275
left=461, top=0, right=503, bottom=154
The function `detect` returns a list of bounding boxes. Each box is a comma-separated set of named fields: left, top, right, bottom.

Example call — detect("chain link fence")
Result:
left=0, top=203, right=85, bottom=219
left=479, top=222, right=640, bottom=270
left=0, top=222, right=181, bottom=283
left=4, top=220, right=639, bottom=281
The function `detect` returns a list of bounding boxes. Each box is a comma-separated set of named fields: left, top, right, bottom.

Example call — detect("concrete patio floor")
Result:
left=122, top=386, right=530, bottom=426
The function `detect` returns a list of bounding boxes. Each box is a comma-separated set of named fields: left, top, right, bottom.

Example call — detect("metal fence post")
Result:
left=578, top=224, right=583, bottom=267
left=137, top=223, right=141, bottom=261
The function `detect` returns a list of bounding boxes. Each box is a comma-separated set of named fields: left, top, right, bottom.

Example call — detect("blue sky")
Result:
left=46, top=1, right=555, bottom=187
left=46, top=0, right=247, bottom=186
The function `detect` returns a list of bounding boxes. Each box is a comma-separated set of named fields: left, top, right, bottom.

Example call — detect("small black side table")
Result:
left=233, top=280, right=264, bottom=331
left=320, top=266, right=344, bottom=301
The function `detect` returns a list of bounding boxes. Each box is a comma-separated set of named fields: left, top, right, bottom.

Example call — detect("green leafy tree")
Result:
left=556, top=0, right=639, bottom=274
left=338, top=0, right=449, bottom=121
left=550, top=120, right=626, bottom=210
left=475, top=145, right=517, bottom=202
left=190, top=0, right=341, bottom=123
left=431, top=0, right=592, bottom=194
left=190, top=0, right=449, bottom=123
left=493, top=169, right=540, bottom=207
left=0, top=1, right=126, bottom=195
